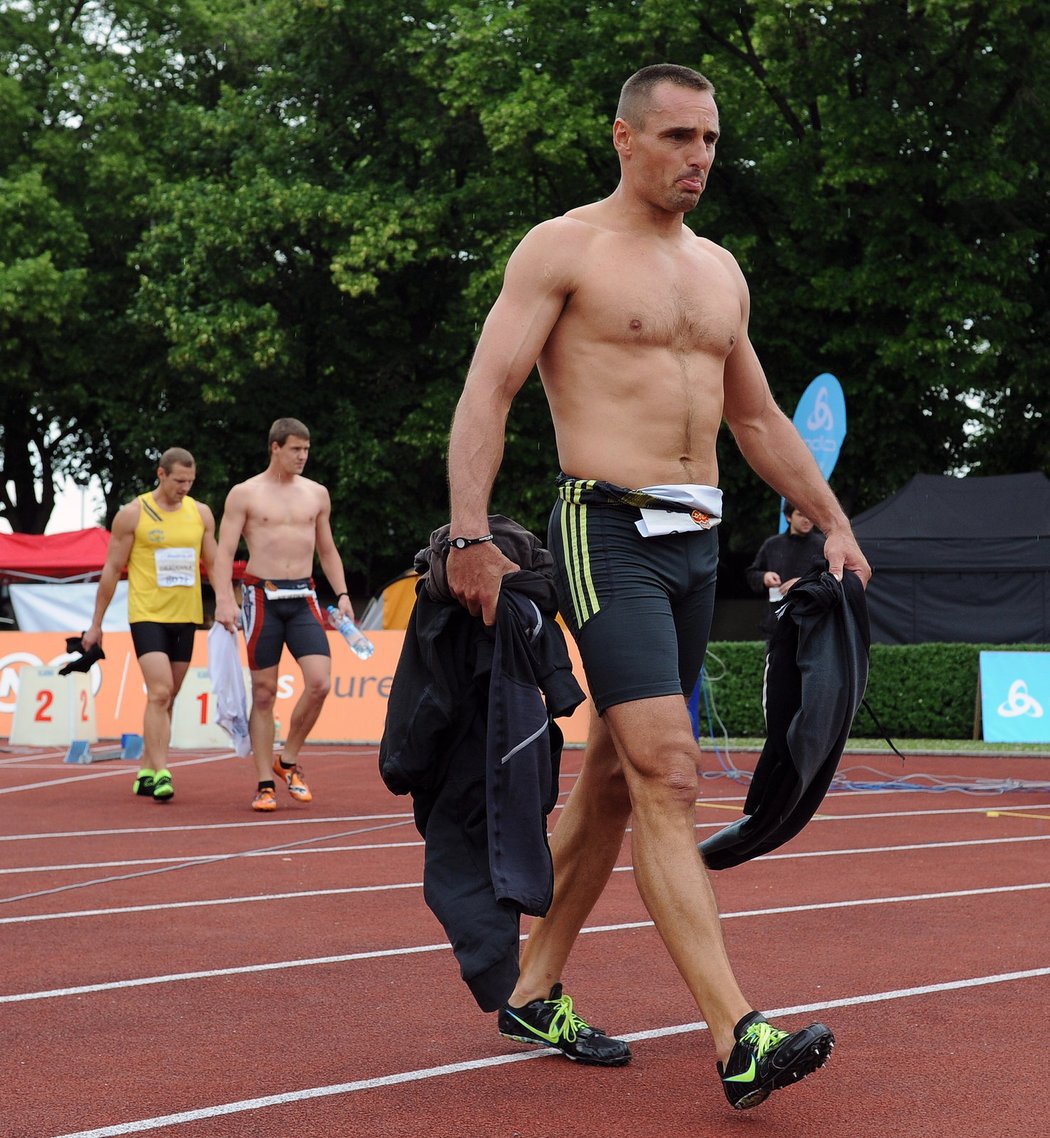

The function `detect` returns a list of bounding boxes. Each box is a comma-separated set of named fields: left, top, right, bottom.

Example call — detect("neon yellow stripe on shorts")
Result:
left=559, top=492, right=600, bottom=627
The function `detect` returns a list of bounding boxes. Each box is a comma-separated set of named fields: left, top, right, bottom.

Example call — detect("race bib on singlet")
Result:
left=154, top=547, right=197, bottom=588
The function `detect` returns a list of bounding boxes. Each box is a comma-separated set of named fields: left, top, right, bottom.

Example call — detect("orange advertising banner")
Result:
left=0, top=630, right=593, bottom=747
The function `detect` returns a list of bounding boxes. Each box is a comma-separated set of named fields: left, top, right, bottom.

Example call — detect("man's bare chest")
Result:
left=246, top=490, right=319, bottom=532
left=564, top=247, right=740, bottom=356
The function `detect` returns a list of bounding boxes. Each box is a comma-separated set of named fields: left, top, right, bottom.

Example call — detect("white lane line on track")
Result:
left=0, top=752, right=241, bottom=794
left=4, top=796, right=1046, bottom=851
left=5, top=879, right=1048, bottom=1003
left=5, top=797, right=1049, bottom=848
left=0, top=813, right=416, bottom=842
left=0, top=841, right=428, bottom=875
left=46, top=966, right=1050, bottom=1138
left=4, top=831, right=1050, bottom=915
left=4, top=817, right=1050, bottom=877
left=0, top=881, right=424, bottom=925
left=0, top=747, right=383, bottom=789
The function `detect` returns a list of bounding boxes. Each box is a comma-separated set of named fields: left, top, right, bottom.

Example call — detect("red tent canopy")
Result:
left=0, top=528, right=112, bottom=582
left=0, top=528, right=244, bottom=583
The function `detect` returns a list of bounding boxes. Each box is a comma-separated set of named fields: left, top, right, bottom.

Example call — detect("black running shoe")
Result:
left=718, top=1012, right=834, bottom=1110
left=498, top=983, right=632, bottom=1066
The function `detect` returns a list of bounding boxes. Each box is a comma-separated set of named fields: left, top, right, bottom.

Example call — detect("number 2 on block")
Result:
left=34, top=689, right=54, bottom=723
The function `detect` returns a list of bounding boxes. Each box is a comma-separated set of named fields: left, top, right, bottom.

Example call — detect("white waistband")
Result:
left=638, top=483, right=723, bottom=516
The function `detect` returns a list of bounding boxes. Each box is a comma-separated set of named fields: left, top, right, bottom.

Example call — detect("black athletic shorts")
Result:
left=130, top=621, right=196, bottom=662
left=548, top=488, right=718, bottom=714
left=241, top=576, right=330, bottom=671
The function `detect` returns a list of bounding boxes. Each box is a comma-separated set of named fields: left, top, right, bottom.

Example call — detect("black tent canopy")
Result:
left=851, top=472, right=1050, bottom=644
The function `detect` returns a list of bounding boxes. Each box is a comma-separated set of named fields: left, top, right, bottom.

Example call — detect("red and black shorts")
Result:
left=240, top=576, right=330, bottom=671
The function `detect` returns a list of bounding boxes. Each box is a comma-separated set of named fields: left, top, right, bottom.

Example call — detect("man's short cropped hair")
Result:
left=783, top=500, right=798, bottom=519
left=269, top=418, right=311, bottom=448
left=616, top=63, right=715, bottom=126
left=159, top=447, right=195, bottom=473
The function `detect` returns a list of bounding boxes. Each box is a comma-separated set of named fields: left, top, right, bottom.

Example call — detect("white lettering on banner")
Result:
left=276, top=674, right=296, bottom=700
left=332, top=675, right=393, bottom=699
left=998, top=679, right=1044, bottom=719
left=0, top=652, right=102, bottom=715
left=806, top=385, right=835, bottom=432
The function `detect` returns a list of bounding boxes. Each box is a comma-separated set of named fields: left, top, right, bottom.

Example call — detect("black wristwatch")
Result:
left=448, top=533, right=495, bottom=550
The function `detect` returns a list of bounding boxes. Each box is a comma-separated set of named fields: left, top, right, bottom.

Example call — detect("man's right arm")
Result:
left=82, top=503, right=137, bottom=650
left=212, top=487, right=247, bottom=631
left=446, top=220, right=578, bottom=624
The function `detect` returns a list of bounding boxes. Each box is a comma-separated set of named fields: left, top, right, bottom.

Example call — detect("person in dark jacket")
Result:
left=746, top=502, right=828, bottom=640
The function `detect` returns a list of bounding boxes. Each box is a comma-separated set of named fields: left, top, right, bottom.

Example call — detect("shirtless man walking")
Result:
left=213, top=418, right=355, bottom=812
left=446, top=64, right=871, bottom=1110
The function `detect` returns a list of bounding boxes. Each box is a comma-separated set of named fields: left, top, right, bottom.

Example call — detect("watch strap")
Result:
left=449, top=533, right=495, bottom=549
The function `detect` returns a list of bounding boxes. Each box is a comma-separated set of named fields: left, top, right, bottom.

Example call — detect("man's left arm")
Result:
left=722, top=335, right=870, bottom=585
left=315, top=488, right=353, bottom=621
left=196, top=502, right=219, bottom=583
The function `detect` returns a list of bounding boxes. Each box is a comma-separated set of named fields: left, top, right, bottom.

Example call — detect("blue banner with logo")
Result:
left=979, top=651, right=1050, bottom=743
left=781, top=372, right=847, bottom=531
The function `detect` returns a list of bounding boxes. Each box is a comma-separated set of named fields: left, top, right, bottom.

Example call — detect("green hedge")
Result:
left=700, top=642, right=1049, bottom=740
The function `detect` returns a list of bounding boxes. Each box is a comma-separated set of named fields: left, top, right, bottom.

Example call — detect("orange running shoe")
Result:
left=273, top=758, right=312, bottom=803
left=252, top=786, right=277, bottom=812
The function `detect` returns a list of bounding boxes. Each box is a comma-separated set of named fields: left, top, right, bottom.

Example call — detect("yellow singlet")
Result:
left=126, top=493, right=205, bottom=624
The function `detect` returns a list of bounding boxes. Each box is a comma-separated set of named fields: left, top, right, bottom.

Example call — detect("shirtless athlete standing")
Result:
left=213, top=418, right=355, bottom=812
left=445, top=64, right=871, bottom=1110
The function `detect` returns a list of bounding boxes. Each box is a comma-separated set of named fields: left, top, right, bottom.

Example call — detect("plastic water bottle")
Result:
left=327, top=605, right=375, bottom=660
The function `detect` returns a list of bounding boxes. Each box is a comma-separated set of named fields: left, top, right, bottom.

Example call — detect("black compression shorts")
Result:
left=130, top=621, right=196, bottom=662
left=548, top=485, right=718, bottom=714
left=241, top=576, right=330, bottom=671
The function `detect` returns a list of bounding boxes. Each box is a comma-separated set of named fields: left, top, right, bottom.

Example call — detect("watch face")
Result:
left=453, top=538, right=466, bottom=549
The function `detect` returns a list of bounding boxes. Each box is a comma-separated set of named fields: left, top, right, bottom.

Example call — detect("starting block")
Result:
left=170, top=666, right=251, bottom=750
left=64, top=733, right=145, bottom=765
left=10, top=666, right=97, bottom=747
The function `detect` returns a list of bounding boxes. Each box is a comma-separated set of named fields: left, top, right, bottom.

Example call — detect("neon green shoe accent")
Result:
left=133, top=769, right=154, bottom=796
left=504, top=989, right=584, bottom=1046
left=722, top=1022, right=789, bottom=1083
left=152, top=769, right=174, bottom=800
left=497, top=983, right=632, bottom=1065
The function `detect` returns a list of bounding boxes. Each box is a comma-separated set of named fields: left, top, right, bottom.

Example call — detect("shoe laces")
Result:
left=545, top=991, right=591, bottom=1042
left=742, top=1021, right=789, bottom=1058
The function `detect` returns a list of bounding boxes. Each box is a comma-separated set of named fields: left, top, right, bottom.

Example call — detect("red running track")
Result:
left=2, top=741, right=1049, bottom=1138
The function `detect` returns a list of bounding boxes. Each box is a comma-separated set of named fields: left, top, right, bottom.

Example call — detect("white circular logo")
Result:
left=0, top=652, right=103, bottom=714
left=998, top=679, right=1044, bottom=719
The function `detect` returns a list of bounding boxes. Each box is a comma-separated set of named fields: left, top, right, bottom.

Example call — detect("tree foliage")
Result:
left=1, top=0, right=1046, bottom=595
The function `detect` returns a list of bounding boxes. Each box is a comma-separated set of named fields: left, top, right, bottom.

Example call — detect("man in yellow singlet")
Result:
left=83, top=447, right=218, bottom=801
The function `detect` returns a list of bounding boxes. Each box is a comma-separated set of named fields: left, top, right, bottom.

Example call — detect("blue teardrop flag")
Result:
left=779, top=372, right=847, bottom=531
